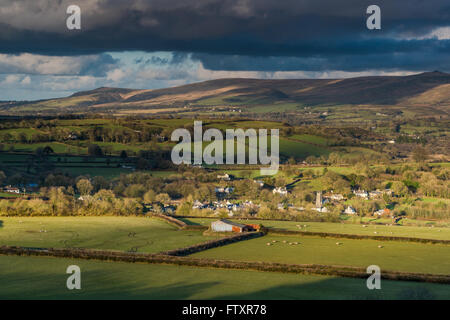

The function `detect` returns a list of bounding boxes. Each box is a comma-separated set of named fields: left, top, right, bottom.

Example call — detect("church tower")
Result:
left=316, top=191, right=322, bottom=208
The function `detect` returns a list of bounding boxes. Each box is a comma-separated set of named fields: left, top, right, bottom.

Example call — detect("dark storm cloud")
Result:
left=0, top=0, right=449, bottom=71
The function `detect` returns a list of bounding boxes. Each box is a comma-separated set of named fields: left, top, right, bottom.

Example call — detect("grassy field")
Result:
left=0, top=217, right=217, bottom=253
left=191, top=235, right=450, bottom=275
left=57, top=166, right=133, bottom=178
left=279, top=138, right=330, bottom=159
left=182, top=218, right=450, bottom=240
left=1, top=255, right=449, bottom=299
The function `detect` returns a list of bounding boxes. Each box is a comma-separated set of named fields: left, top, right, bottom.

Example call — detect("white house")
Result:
left=329, top=193, right=344, bottom=201
left=217, top=173, right=232, bottom=181
left=344, top=206, right=356, bottom=215
left=4, top=186, right=20, bottom=194
left=215, top=187, right=234, bottom=194
left=273, top=187, right=288, bottom=196
left=353, top=189, right=369, bottom=199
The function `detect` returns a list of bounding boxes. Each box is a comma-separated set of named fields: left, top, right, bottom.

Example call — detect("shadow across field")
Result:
left=214, top=278, right=447, bottom=300
left=0, top=221, right=3, bottom=228
left=2, top=266, right=448, bottom=300
left=178, top=218, right=202, bottom=226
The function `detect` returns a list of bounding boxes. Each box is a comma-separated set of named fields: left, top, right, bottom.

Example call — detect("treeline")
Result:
left=0, top=188, right=143, bottom=216
left=0, top=118, right=171, bottom=145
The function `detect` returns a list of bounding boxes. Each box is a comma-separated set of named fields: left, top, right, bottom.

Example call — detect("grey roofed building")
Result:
left=211, top=219, right=251, bottom=233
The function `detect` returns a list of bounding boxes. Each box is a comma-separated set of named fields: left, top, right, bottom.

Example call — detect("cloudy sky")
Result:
left=0, top=0, right=449, bottom=100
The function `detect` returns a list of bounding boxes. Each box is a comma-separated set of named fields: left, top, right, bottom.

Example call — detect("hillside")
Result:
left=1, top=71, right=450, bottom=115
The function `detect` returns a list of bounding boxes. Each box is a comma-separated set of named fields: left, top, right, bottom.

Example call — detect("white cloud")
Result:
left=428, top=27, right=450, bottom=40
left=21, top=76, right=31, bottom=85
left=3, top=74, right=21, bottom=84
left=0, top=53, right=116, bottom=75
left=399, top=26, right=450, bottom=40
left=106, top=68, right=127, bottom=82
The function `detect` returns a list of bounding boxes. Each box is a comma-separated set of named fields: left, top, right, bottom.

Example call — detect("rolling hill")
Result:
left=1, top=71, right=450, bottom=115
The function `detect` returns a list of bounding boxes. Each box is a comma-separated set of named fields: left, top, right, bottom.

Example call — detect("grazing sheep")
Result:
left=362, top=225, right=367, bottom=228
left=374, top=231, right=378, bottom=234
left=293, top=242, right=299, bottom=245
left=336, top=242, right=342, bottom=245
left=378, top=245, right=383, bottom=248
left=266, top=243, right=272, bottom=246
left=283, top=240, right=287, bottom=243
left=272, top=240, right=277, bottom=243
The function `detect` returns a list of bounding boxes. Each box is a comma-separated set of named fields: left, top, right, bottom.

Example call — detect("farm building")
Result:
left=3, top=186, right=21, bottom=194
left=211, top=219, right=256, bottom=233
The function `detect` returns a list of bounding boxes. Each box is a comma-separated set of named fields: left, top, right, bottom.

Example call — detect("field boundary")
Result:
left=1, top=245, right=449, bottom=284
left=152, top=214, right=209, bottom=231
left=160, top=231, right=265, bottom=256
left=152, top=213, right=188, bottom=229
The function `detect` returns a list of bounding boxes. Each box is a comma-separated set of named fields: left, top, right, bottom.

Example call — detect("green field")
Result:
left=182, top=218, right=450, bottom=240
left=1, top=255, right=449, bottom=299
left=192, top=235, right=450, bottom=275
left=58, top=166, right=133, bottom=178
left=279, top=138, right=330, bottom=159
left=0, top=217, right=217, bottom=253
left=290, top=134, right=331, bottom=146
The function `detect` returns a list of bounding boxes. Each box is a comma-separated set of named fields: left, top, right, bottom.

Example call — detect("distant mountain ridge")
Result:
left=2, top=71, right=450, bottom=114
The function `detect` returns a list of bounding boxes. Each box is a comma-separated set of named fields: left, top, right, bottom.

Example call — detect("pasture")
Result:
left=182, top=218, right=450, bottom=240
left=191, top=235, right=450, bottom=275
left=1, top=255, right=449, bottom=299
left=0, top=217, right=217, bottom=253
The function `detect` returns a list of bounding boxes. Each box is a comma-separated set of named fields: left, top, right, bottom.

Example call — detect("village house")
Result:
left=353, top=189, right=369, bottom=199
left=314, top=206, right=329, bottom=213
left=374, top=208, right=391, bottom=216
left=273, top=187, right=288, bottom=196
left=67, top=133, right=78, bottom=140
left=161, top=204, right=177, bottom=214
left=3, top=186, right=21, bottom=194
left=217, top=173, right=234, bottom=181
left=344, top=206, right=356, bottom=215
left=324, top=192, right=345, bottom=201
left=369, top=190, right=383, bottom=199
left=215, top=187, right=234, bottom=194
